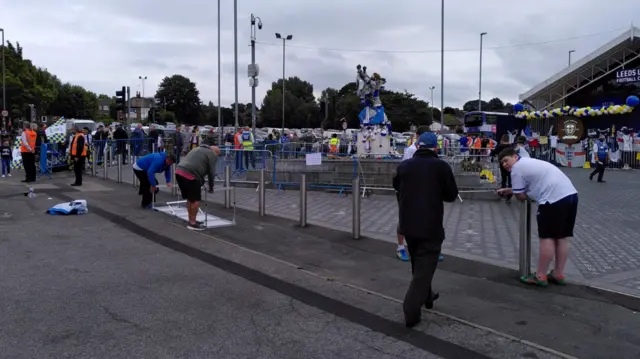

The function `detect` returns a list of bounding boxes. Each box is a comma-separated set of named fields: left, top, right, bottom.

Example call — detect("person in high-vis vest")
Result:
left=328, top=134, right=339, bottom=153
left=20, top=122, right=38, bottom=183
left=241, top=127, right=256, bottom=170
left=589, top=134, right=609, bottom=183
left=70, top=126, right=87, bottom=186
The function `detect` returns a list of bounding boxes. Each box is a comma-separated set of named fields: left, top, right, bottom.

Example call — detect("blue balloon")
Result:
left=626, top=95, right=639, bottom=107
left=514, top=103, right=524, bottom=112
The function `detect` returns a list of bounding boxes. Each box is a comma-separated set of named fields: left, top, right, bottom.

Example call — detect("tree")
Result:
left=260, top=76, right=318, bottom=128
left=462, top=100, right=490, bottom=112
left=487, top=97, right=504, bottom=111
left=1, top=40, right=105, bottom=123
left=155, top=75, right=203, bottom=124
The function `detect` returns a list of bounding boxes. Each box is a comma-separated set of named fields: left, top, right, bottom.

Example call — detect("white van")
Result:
left=66, top=119, right=96, bottom=133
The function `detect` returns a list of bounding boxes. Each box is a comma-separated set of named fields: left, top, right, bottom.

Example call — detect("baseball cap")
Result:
left=417, top=132, right=438, bottom=148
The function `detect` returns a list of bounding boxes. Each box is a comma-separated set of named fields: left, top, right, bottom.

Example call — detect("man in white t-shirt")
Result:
left=497, top=147, right=578, bottom=287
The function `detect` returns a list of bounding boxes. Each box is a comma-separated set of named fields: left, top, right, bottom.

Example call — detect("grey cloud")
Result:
left=3, top=0, right=640, bottom=109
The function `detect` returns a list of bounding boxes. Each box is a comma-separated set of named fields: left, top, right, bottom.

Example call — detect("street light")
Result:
left=217, top=0, right=222, bottom=144
left=429, top=86, right=435, bottom=121
left=275, top=33, right=293, bottom=135
left=249, top=14, right=263, bottom=136
left=568, top=50, right=575, bottom=66
left=439, top=0, right=444, bottom=125
left=1, top=28, right=5, bottom=114
left=233, top=0, right=239, bottom=133
left=478, top=32, right=487, bottom=112
left=138, top=76, right=147, bottom=97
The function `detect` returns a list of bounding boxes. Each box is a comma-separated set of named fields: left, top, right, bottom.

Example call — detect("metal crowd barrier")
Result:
left=102, top=159, right=534, bottom=282
left=519, top=200, right=532, bottom=277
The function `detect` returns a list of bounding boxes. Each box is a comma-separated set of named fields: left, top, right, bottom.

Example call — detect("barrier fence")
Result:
left=164, top=165, right=532, bottom=278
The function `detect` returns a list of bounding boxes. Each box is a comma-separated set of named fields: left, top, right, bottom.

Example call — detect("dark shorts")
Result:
left=537, top=193, right=578, bottom=239
left=176, top=174, right=201, bottom=202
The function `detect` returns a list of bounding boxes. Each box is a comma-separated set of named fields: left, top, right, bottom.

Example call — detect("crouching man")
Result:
left=175, top=142, right=221, bottom=231
left=133, top=152, right=175, bottom=208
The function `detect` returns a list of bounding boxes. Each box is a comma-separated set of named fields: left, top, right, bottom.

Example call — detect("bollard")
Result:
left=352, top=178, right=361, bottom=239
left=117, top=154, right=123, bottom=183
left=258, top=169, right=266, bottom=217
left=91, top=147, right=97, bottom=177
left=132, top=156, right=138, bottom=187
left=299, top=174, right=307, bottom=227
left=102, top=144, right=108, bottom=180
left=171, top=163, right=177, bottom=196
left=224, top=165, right=231, bottom=209
left=518, top=200, right=532, bottom=277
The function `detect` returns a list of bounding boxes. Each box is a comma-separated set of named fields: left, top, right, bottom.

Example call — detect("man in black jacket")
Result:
left=393, top=132, right=459, bottom=327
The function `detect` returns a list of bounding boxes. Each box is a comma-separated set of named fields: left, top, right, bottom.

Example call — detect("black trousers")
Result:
left=590, top=161, right=606, bottom=181
left=403, top=237, right=442, bottom=321
left=73, top=157, right=85, bottom=185
left=22, top=152, right=36, bottom=181
left=134, top=169, right=154, bottom=207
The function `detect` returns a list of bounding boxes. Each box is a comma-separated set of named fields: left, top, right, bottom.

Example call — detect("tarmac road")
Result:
left=0, top=177, right=570, bottom=359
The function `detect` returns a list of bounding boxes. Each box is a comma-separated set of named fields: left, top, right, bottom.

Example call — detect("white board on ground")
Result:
left=154, top=205, right=234, bottom=228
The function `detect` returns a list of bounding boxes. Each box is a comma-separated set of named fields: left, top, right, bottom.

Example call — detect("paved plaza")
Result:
left=204, top=167, right=640, bottom=297
left=82, top=162, right=640, bottom=296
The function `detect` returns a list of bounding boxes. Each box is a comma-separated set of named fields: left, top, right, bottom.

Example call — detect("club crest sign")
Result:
left=559, top=117, right=584, bottom=145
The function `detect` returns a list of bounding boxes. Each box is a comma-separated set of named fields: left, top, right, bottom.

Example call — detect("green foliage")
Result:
left=1, top=41, right=106, bottom=122
left=154, top=75, right=203, bottom=124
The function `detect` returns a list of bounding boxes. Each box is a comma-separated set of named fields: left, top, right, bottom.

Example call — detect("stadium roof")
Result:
left=518, top=26, right=640, bottom=110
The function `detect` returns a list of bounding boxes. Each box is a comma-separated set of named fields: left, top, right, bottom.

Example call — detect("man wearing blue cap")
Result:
left=393, top=132, right=459, bottom=327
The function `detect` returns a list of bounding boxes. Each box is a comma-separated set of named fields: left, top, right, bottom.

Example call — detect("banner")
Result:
left=556, top=143, right=586, bottom=168
left=615, top=68, right=640, bottom=84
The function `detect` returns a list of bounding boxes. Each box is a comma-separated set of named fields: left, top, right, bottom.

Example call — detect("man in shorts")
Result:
left=497, top=147, right=578, bottom=287
left=175, top=142, right=221, bottom=231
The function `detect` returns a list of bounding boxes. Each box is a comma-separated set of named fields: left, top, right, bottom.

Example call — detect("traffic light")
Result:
left=115, top=86, right=126, bottom=111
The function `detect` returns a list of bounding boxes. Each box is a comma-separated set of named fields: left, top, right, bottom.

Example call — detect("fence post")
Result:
left=352, top=178, right=361, bottom=239
left=102, top=143, right=108, bottom=180
left=117, top=154, right=122, bottom=183
left=171, top=163, right=177, bottom=196
left=91, top=143, right=97, bottom=177
left=258, top=168, right=266, bottom=216
left=518, top=200, right=532, bottom=277
left=224, top=165, right=231, bottom=209
left=299, top=174, right=307, bottom=227
left=132, top=156, right=138, bottom=187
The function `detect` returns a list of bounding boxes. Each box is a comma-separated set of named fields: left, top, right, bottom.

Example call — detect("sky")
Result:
left=1, top=0, right=639, bottom=109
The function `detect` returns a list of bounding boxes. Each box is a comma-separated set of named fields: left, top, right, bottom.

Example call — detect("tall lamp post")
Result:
left=478, top=32, right=487, bottom=111
left=429, top=86, right=435, bottom=121
left=275, top=33, right=292, bottom=135
left=249, top=14, right=263, bottom=137
left=568, top=49, right=575, bottom=66
left=439, top=0, right=444, bottom=125
left=233, top=0, right=239, bottom=133
left=1, top=28, right=5, bottom=115
left=217, top=0, right=222, bottom=143
left=138, top=76, right=147, bottom=97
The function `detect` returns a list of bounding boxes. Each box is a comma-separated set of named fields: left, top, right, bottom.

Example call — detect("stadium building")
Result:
left=518, top=26, right=640, bottom=168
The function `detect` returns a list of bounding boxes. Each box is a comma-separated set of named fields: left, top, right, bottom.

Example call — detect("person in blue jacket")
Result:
left=133, top=152, right=176, bottom=208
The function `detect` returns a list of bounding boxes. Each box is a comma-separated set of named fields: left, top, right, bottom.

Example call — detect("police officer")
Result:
left=589, top=134, right=609, bottom=183
left=241, top=126, right=256, bottom=170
